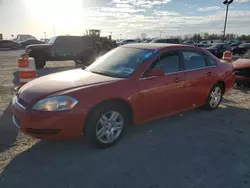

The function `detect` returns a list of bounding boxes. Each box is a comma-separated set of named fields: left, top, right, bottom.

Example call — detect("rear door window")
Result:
left=182, top=51, right=206, bottom=70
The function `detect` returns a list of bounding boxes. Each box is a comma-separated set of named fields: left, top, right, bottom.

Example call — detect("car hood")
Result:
left=18, top=69, right=122, bottom=103
left=232, top=58, right=250, bottom=69
left=26, top=44, right=51, bottom=49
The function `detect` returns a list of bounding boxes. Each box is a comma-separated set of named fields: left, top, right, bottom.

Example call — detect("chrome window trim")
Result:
left=182, top=65, right=216, bottom=73
left=139, top=66, right=217, bottom=80
left=138, top=48, right=217, bottom=81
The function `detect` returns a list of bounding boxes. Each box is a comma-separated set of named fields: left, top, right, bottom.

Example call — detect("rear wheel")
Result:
left=202, top=83, right=223, bottom=110
left=84, top=103, right=129, bottom=148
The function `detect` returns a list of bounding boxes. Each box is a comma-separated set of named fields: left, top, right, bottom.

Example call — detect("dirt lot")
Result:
left=1, top=50, right=250, bottom=188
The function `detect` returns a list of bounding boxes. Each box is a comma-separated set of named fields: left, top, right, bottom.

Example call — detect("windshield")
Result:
left=48, top=37, right=57, bottom=44
left=86, top=47, right=154, bottom=78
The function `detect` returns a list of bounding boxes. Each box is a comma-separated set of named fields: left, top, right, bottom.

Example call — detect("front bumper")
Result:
left=11, top=97, right=88, bottom=140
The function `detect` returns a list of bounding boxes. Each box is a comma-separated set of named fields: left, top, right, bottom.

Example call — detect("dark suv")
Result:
left=25, top=36, right=99, bottom=69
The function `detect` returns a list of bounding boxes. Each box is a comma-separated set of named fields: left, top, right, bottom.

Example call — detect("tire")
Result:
left=84, top=103, right=129, bottom=148
left=202, top=83, right=223, bottom=110
left=34, top=57, right=46, bottom=69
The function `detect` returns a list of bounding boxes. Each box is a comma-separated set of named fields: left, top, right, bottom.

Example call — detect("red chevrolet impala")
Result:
left=12, top=44, right=235, bottom=148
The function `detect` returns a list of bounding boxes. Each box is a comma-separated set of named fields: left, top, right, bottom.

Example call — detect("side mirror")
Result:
left=146, top=68, right=165, bottom=77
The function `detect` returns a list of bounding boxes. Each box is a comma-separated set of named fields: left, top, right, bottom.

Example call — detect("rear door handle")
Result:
left=207, top=72, right=213, bottom=76
left=174, top=77, right=181, bottom=83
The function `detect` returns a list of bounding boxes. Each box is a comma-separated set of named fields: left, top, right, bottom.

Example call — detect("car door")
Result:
left=181, top=50, right=217, bottom=107
left=53, top=37, right=70, bottom=60
left=0, top=41, right=10, bottom=48
left=137, top=51, right=186, bottom=120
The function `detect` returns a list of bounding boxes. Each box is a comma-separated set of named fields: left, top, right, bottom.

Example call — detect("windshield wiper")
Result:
left=90, top=70, right=126, bottom=78
left=90, top=70, right=111, bottom=76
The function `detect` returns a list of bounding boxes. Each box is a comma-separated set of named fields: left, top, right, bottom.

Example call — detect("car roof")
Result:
left=121, top=43, right=197, bottom=50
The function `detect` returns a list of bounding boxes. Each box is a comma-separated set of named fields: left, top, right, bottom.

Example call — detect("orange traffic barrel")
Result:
left=18, top=55, right=37, bottom=86
left=222, top=51, right=233, bottom=62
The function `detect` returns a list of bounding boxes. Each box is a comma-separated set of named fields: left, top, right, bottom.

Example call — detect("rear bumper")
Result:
left=224, top=74, right=236, bottom=93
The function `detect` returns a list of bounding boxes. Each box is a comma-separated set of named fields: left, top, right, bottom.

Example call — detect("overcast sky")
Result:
left=0, top=0, right=250, bottom=39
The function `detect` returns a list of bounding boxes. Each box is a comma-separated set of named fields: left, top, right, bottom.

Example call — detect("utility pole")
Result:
left=44, top=32, right=47, bottom=40
left=53, top=24, right=56, bottom=37
left=223, top=0, right=233, bottom=41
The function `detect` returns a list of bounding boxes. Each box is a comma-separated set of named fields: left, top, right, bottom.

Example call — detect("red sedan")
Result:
left=12, top=44, right=235, bottom=148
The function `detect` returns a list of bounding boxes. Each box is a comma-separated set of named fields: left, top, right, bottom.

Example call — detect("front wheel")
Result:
left=202, top=84, right=223, bottom=110
left=84, top=103, right=128, bottom=148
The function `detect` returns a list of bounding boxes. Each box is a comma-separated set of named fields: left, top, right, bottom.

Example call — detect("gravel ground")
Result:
left=0, top=50, right=250, bottom=188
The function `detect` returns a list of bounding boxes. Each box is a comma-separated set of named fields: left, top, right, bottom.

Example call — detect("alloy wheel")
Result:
left=96, top=111, right=124, bottom=144
left=209, top=86, right=222, bottom=108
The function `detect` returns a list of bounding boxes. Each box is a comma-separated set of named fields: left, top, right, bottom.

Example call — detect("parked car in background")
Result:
left=40, top=39, right=50, bottom=44
left=0, top=40, right=22, bottom=50
left=150, top=38, right=180, bottom=44
left=196, top=41, right=211, bottom=47
left=205, top=43, right=232, bottom=58
left=142, top=39, right=153, bottom=43
left=21, top=39, right=44, bottom=47
left=12, top=43, right=235, bottom=148
left=233, top=43, right=250, bottom=55
left=116, top=39, right=138, bottom=46
left=14, top=34, right=36, bottom=42
left=182, top=40, right=195, bottom=46
left=26, top=35, right=100, bottom=69
left=233, top=49, right=250, bottom=87
left=230, top=41, right=242, bottom=51
left=197, top=40, right=223, bottom=48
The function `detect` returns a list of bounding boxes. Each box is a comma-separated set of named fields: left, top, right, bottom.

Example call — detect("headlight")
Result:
left=33, top=96, right=78, bottom=111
